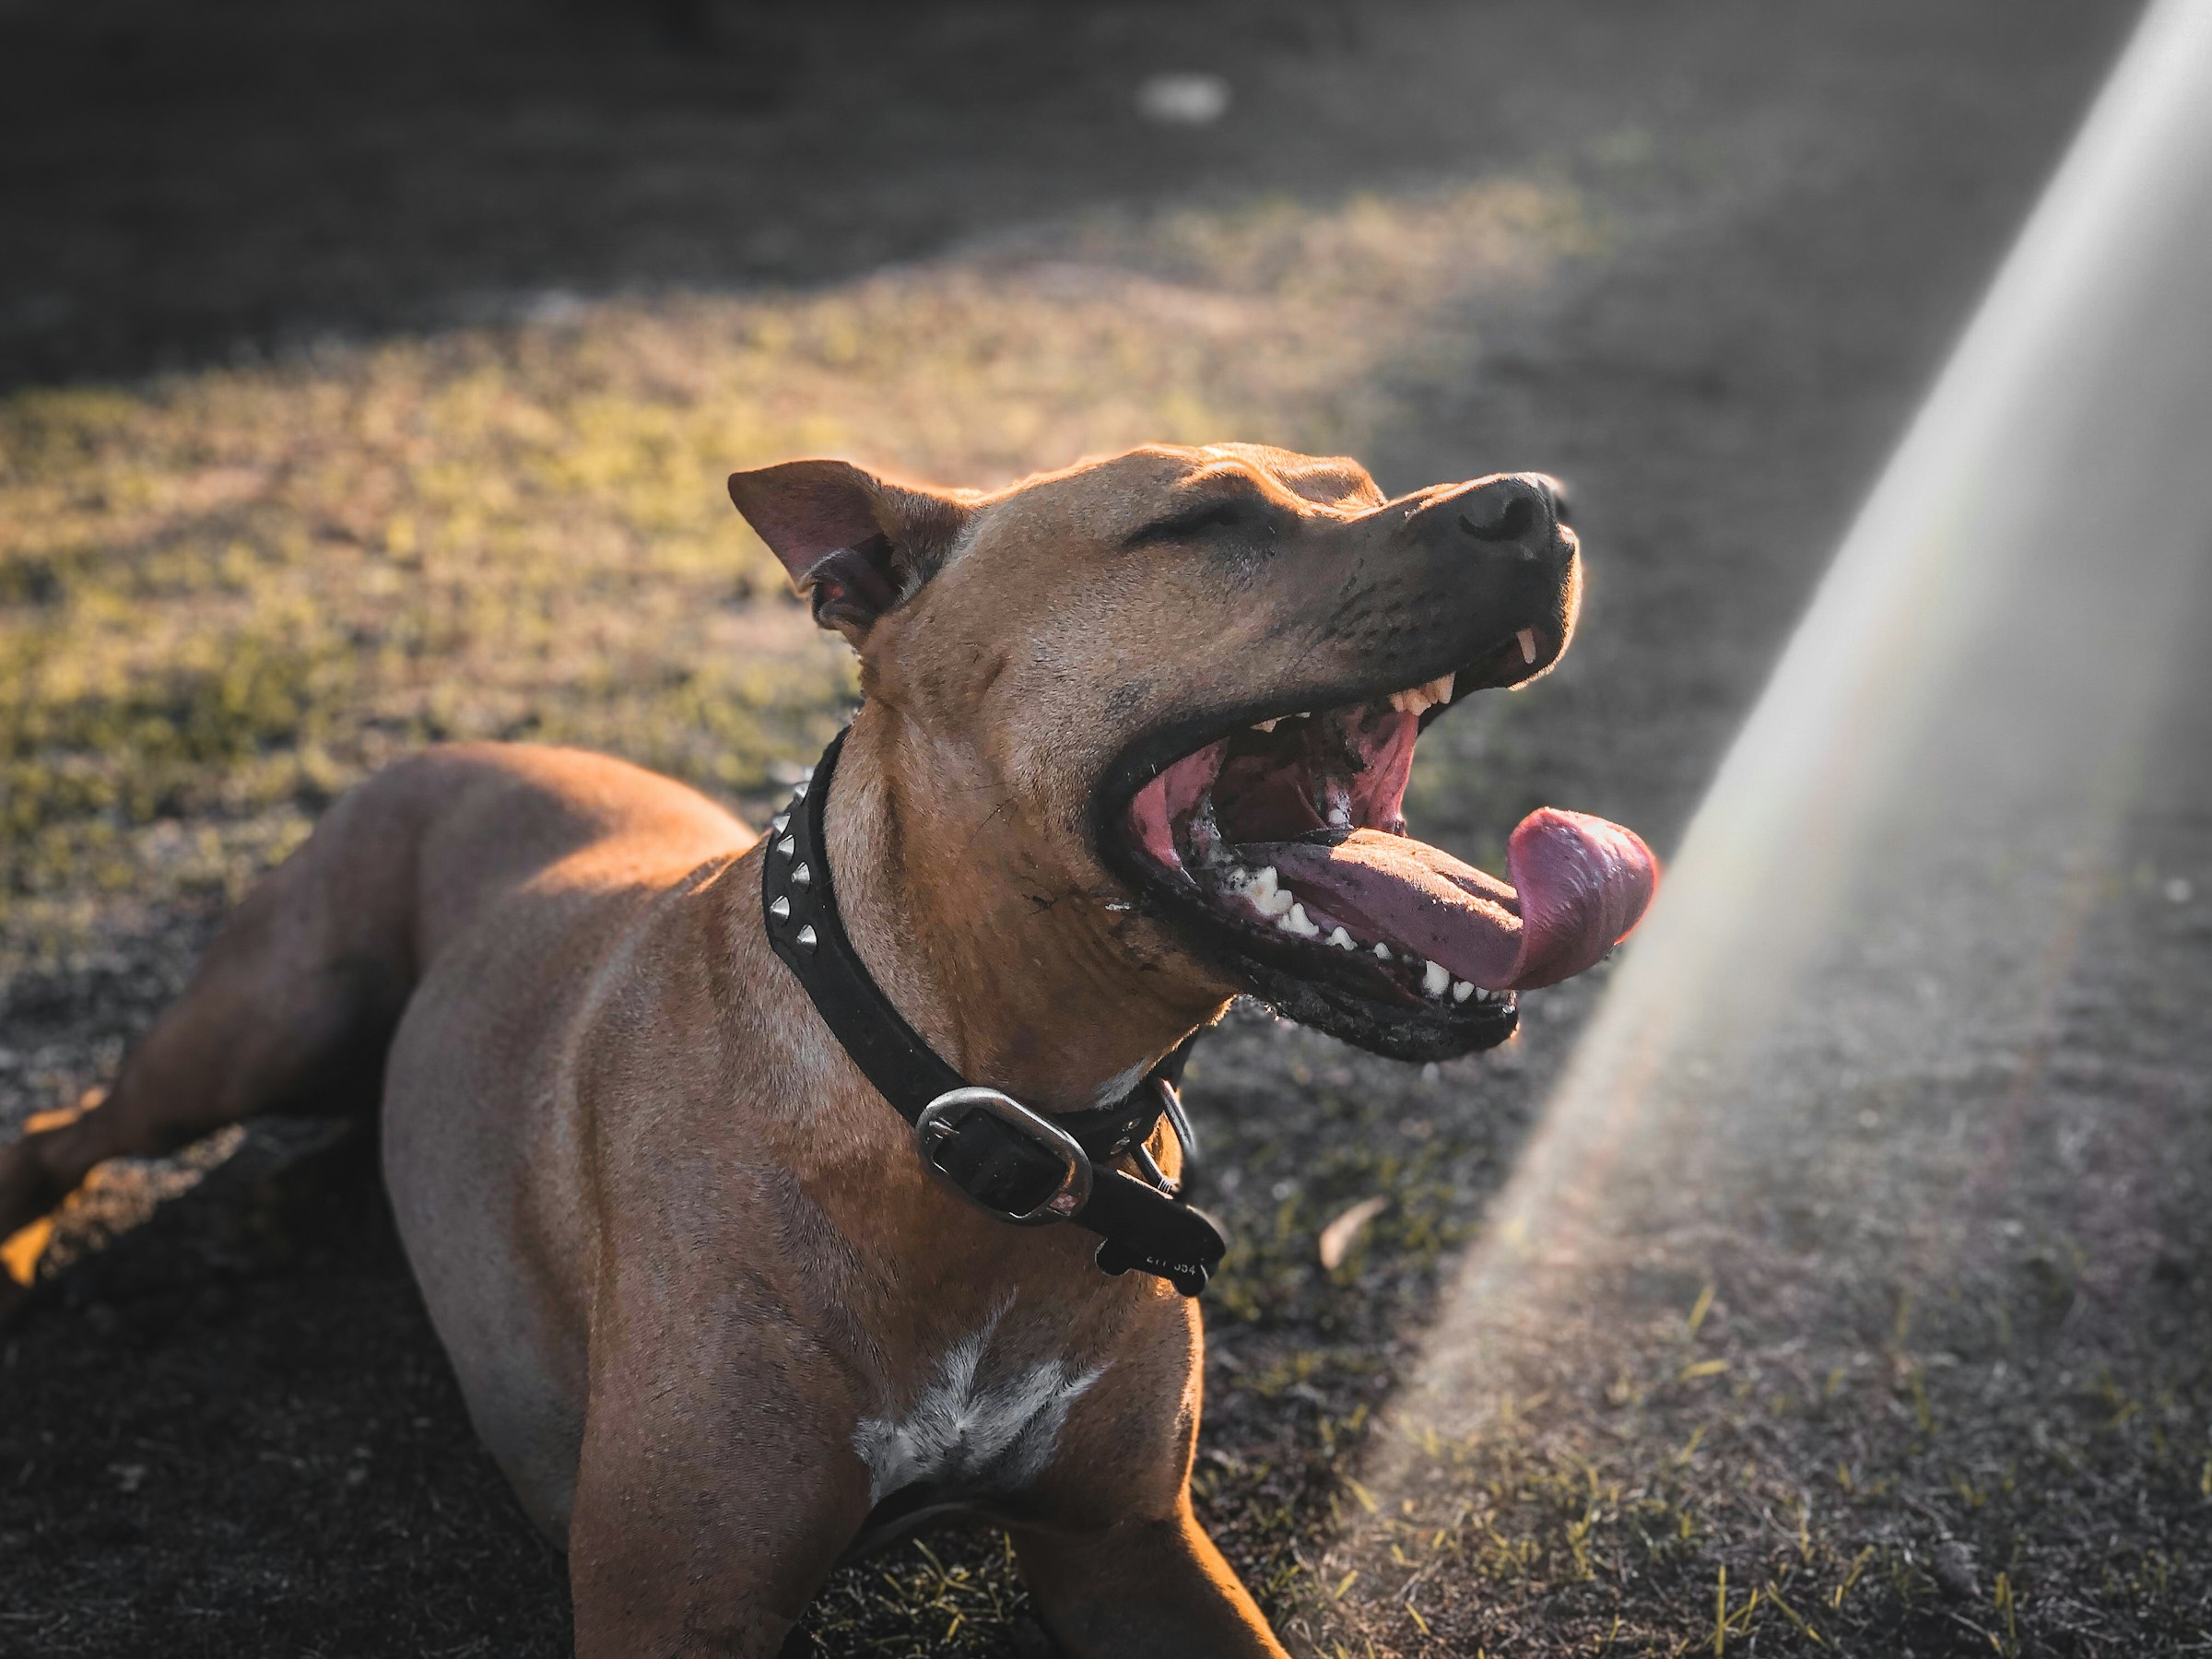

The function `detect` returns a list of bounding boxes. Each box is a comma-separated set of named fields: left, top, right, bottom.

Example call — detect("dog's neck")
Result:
left=820, top=706, right=1228, bottom=1113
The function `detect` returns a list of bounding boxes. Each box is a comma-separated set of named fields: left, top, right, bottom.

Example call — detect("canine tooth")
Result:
left=1253, top=717, right=1280, bottom=734
left=1423, top=959, right=1451, bottom=997
left=1517, top=628, right=1538, bottom=665
left=1327, top=926, right=1355, bottom=951
left=1279, top=902, right=1321, bottom=938
left=1452, top=979, right=1475, bottom=1003
left=1373, top=941, right=1393, bottom=959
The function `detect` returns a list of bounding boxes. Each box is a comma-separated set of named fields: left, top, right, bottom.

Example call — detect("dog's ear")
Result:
left=727, top=459, right=971, bottom=644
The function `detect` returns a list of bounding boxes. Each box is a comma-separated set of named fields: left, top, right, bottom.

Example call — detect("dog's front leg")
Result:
left=565, top=1330, right=871, bottom=1658
left=1013, top=1494, right=1291, bottom=1659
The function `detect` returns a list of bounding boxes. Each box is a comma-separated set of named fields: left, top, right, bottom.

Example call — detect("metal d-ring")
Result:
left=1153, top=1075, right=1199, bottom=1161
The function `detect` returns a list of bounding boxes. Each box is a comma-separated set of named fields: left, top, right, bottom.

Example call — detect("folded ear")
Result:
left=727, top=459, right=972, bottom=644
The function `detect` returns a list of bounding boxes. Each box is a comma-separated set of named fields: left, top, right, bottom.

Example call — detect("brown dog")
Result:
left=0, top=444, right=1654, bottom=1655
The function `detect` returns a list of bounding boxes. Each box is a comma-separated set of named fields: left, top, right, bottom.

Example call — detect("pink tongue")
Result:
left=1253, top=810, right=1658, bottom=990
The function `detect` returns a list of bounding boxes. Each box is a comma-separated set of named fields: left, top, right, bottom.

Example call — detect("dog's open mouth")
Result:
left=1108, top=625, right=1658, bottom=1057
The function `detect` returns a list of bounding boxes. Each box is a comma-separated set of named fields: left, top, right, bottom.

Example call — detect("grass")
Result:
left=0, top=175, right=1590, bottom=975
left=1, top=171, right=1601, bottom=1656
left=15, top=143, right=2206, bottom=1658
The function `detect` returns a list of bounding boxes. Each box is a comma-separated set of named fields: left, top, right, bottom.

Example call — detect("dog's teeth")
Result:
left=1230, top=863, right=1296, bottom=919
left=1327, top=926, right=1355, bottom=951
left=1253, top=717, right=1280, bottom=734
left=1452, top=979, right=1475, bottom=1003
left=1373, top=941, right=1393, bottom=960
left=1279, top=902, right=1321, bottom=938
left=1388, top=674, right=1458, bottom=718
left=1423, top=959, right=1451, bottom=997
left=1517, top=628, right=1538, bottom=665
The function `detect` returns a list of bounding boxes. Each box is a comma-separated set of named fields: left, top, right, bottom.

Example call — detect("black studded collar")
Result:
left=759, top=725, right=1228, bottom=1297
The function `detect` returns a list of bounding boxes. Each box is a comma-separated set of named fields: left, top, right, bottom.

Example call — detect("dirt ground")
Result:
left=5, top=0, right=2194, bottom=1654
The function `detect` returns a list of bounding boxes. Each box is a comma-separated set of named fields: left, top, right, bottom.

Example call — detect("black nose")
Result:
left=1453, top=473, right=1570, bottom=554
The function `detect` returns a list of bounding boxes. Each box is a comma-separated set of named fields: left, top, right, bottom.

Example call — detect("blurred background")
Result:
left=7, top=1, right=2208, bottom=1655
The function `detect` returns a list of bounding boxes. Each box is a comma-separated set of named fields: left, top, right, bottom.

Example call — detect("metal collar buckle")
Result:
left=914, top=1087, right=1096, bottom=1226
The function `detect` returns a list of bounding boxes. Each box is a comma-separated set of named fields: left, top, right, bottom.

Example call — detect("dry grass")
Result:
left=0, top=174, right=1596, bottom=1656
left=11, top=156, right=2210, bottom=1658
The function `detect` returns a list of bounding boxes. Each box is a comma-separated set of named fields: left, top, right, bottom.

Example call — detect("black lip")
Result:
left=1088, top=629, right=1556, bottom=1062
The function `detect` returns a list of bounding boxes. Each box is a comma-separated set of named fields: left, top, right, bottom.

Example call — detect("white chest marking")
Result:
left=852, top=1311, right=1107, bottom=1505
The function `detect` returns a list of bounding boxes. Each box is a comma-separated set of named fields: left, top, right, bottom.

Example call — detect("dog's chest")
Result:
left=851, top=1315, right=1106, bottom=1506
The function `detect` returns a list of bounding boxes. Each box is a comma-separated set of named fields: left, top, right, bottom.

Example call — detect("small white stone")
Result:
left=1135, top=72, right=1231, bottom=126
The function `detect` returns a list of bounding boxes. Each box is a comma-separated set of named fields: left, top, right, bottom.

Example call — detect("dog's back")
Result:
left=0, top=742, right=750, bottom=1324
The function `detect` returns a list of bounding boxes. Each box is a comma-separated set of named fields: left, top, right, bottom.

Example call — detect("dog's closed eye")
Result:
left=1124, top=499, right=1269, bottom=547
